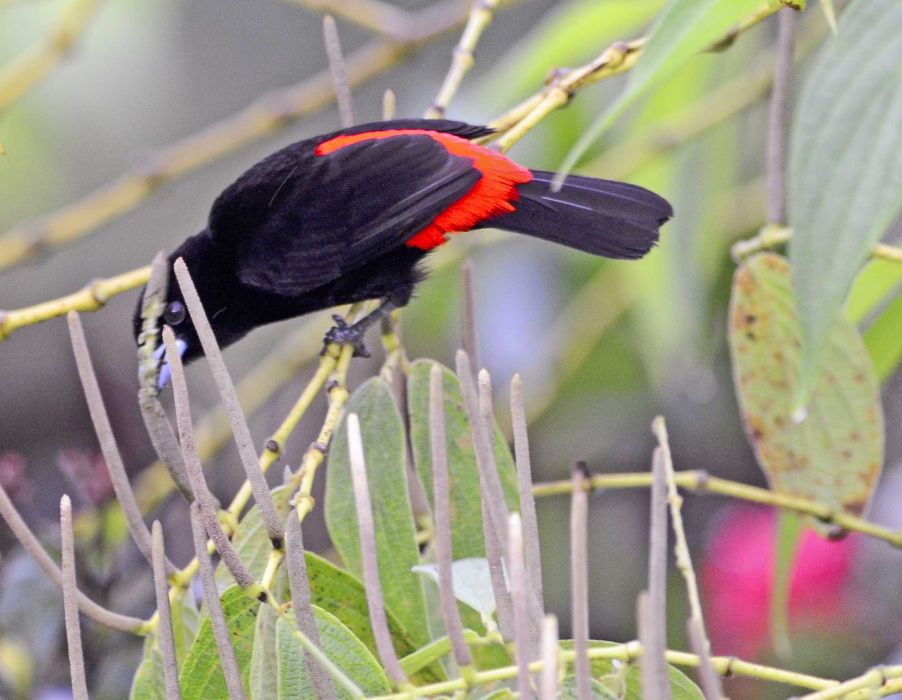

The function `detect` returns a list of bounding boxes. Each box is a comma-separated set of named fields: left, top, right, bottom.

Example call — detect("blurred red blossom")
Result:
left=55, top=449, right=114, bottom=506
left=701, top=505, right=857, bottom=659
left=0, top=451, right=32, bottom=503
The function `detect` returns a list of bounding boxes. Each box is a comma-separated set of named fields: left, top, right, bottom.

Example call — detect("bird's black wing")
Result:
left=209, top=133, right=480, bottom=298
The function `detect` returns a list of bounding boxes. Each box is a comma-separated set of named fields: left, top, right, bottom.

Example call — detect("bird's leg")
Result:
left=322, top=298, right=397, bottom=358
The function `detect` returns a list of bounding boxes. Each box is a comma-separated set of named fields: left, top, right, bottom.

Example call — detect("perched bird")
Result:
left=134, top=119, right=672, bottom=386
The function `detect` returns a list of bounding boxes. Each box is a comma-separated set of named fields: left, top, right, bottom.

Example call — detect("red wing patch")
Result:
left=316, top=129, right=532, bottom=250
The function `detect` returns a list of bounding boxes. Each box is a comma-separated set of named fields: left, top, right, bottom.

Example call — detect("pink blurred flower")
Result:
left=701, top=505, right=856, bottom=659
left=56, top=449, right=114, bottom=506
left=0, top=452, right=32, bottom=503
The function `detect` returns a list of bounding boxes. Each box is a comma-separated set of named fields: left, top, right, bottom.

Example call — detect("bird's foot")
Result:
left=322, top=315, right=371, bottom=358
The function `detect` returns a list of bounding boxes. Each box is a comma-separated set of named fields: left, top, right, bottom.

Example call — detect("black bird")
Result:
left=134, top=119, right=672, bottom=386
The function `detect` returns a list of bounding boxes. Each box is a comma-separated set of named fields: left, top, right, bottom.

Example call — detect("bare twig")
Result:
left=323, top=15, right=355, bottom=128
left=638, top=591, right=669, bottom=700
left=460, top=259, right=480, bottom=370
left=570, top=462, right=591, bottom=700
left=164, top=325, right=255, bottom=590
left=477, top=370, right=512, bottom=546
left=382, top=89, right=396, bottom=120
left=189, top=503, right=248, bottom=700
left=648, top=448, right=669, bottom=687
left=425, top=0, right=501, bottom=118
left=285, top=511, right=338, bottom=700
left=151, top=522, right=182, bottom=700
left=428, top=365, right=473, bottom=669
left=532, top=469, right=902, bottom=550
left=0, top=0, right=104, bottom=111
left=60, top=495, right=89, bottom=700
left=510, top=374, right=544, bottom=628
left=0, top=482, right=145, bottom=633
left=651, top=418, right=711, bottom=655
left=173, top=258, right=284, bottom=547
left=766, top=10, right=796, bottom=225
left=347, top=413, right=408, bottom=687
left=281, top=0, right=411, bottom=38
left=687, top=616, right=724, bottom=700
left=137, top=253, right=193, bottom=501
left=67, top=311, right=173, bottom=573
left=509, top=513, right=534, bottom=700
left=455, top=351, right=513, bottom=637
left=540, top=615, right=559, bottom=700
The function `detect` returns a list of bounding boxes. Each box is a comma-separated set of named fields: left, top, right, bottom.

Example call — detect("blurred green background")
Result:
left=1, top=0, right=901, bottom=697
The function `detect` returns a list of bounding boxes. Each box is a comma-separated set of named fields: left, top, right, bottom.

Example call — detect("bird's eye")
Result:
left=163, top=301, right=186, bottom=325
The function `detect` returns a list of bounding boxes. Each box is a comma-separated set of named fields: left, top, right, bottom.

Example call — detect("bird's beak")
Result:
left=153, top=338, right=187, bottom=390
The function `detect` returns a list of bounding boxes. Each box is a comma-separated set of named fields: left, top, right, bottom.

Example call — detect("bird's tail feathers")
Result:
left=485, top=170, right=672, bottom=260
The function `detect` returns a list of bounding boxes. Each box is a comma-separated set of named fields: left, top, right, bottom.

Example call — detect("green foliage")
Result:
left=789, top=0, right=902, bottom=398
left=325, top=377, right=430, bottom=647
left=729, top=253, right=884, bottom=523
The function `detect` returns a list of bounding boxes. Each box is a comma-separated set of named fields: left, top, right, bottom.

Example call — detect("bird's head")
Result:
left=133, top=230, right=241, bottom=390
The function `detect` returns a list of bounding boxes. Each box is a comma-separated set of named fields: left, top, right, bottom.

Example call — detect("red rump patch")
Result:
left=315, top=129, right=532, bottom=250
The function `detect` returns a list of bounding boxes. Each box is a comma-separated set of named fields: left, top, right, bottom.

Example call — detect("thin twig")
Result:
left=60, top=495, right=89, bottom=700
left=460, top=259, right=480, bottom=371
left=509, top=513, right=534, bottom=700
left=425, top=0, right=501, bottom=118
left=151, top=521, right=182, bottom=700
left=687, top=616, right=724, bottom=700
left=0, top=482, right=145, bottom=633
left=323, top=15, right=355, bottom=128
left=766, top=10, right=796, bottom=225
left=281, top=0, right=411, bottom=39
left=382, top=89, right=396, bottom=120
left=570, top=462, right=591, bottom=700
left=540, top=615, right=559, bottom=700
left=651, top=417, right=711, bottom=653
left=647, top=448, right=669, bottom=691
left=67, top=311, right=173, bottom=573
left=638, top=591, right=669, bottom=700
left=285, top=511, right=338, bottom=700
left=798, top=666, right=902, bottom=700
left=173, top=258, right=284, bottom=546
left=164, top=325, right=256, bottom=590
left=510, top=374, right=544, bottom=636
left=532, top=469, right=902, bottom=549
left=137, top=253, right=193, bottom=501
left=428, top=365, right=473, bottom=669
left=455, top=351, right=513, bottom=637
left=347, top=413, right=408, bottom=687
left=477, top=370, right=512, bottom=550
left=0, top=0, right=104, bottom=111
left=189, top=503, right=248, bottom=700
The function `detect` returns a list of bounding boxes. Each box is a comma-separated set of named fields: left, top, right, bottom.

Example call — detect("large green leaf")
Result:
left=789, top=0, right=902, bottom=397
left=216, top=485, right=294, bottom=587
left=325, top=378, right=429, bottom=646
left=179, top=585, right=258, bottom=699
left=863, top=290, right=902, bottom=382
left=276, top=606, right=391, bottom=699
left=729, top=253, right=884, bottom=522
left=249, top=604, right=279, bottom=700
left=559, top=0, right=768, bottom=176
left=305, top=551, right=443, bottom=683
left=407, top=359, right=520, bottom=560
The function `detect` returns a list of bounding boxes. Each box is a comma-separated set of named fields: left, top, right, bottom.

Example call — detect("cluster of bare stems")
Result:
left=2, top=0, right=902, bottom=698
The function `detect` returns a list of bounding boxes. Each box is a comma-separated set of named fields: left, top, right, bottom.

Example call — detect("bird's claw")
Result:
left=322, top=315, right=371, bottom=358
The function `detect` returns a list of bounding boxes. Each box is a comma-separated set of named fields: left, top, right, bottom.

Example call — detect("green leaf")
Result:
left=325, top=377, right=429, bottom=647
left=770, top=511, right=803, bottom=658
left=729, top=253, right=884, bottom=524
left=413, top=558, right=497, bottom=632
left=846, top=259, right=902, bottom=324
left=130, top=642, right=166, bottom=700
left=216, top=485, right=295, bottom=587
left=558, top=0, right=767, bottom=177
left=276, top=607, right=391, bottom=699
left=789, top=0, right=902, bottom=398
left=171, top=588, right=200, bottom=666
left=179, top=585, right=258, bottom=699
left=407, top=359, right=520, bottom=559
left=864, top=290, right=902, bottom=382
left=305, top=551, right=443, bottom=683
left=250, top=604, right=279, bottom=700
left=559, top=641, right=704, bottom=699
